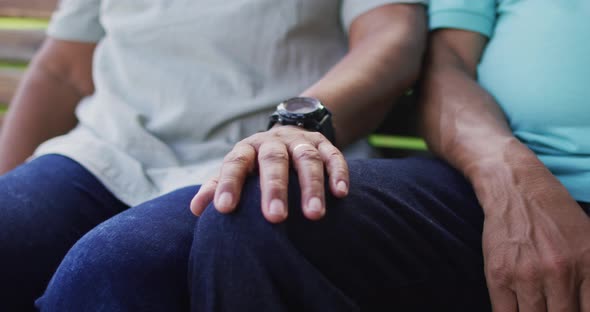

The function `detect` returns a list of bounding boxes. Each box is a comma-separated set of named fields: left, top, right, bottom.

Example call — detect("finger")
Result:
left=514, top=280, right=547, bottom=312
left=488, top=286, right=518, bottom=312
left=214, top=143, right=257, bottom=214
left=290, top=142, right=326, bottom=221
left=516, top=291, right=547, bottom=312
left=580, top=279, right=590, bottom=312
left=258, top=142, right=290, bottom=223
left=190, top=177, right=219, bottom=216
left=318, top=141, right=349, bottom=198
left=544, top=266, right=577, bottom=312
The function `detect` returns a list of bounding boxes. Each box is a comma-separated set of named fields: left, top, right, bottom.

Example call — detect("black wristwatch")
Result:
left=268, top=97, right=336, bottom=144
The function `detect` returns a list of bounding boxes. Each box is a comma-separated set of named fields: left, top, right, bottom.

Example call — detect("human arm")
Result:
left=191, top=3, right=428, bottom=223
left=0, top=38, right=96, bottom=174
left=418, top=29, right=590, bottom=311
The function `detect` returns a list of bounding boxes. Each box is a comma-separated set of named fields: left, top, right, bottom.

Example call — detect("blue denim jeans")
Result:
left=188, top=158, right=590, bottom=312
left=2, top=155, right=588, bottom=311
left=188, top=157, right=494, bottom=311
left=0, top=155, right=199, bottom=311
left=190, top=158, right=590, bottom=312
left=0, top=155, right=128, bottom=311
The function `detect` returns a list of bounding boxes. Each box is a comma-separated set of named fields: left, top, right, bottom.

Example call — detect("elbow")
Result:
left=382, top=9, right=428, bottom=91
left=29, top=39, right=96, bottom=98
left=34, top=59, right=95, bottom=98
left=384, top=27, right=428, bottom=93
left=349, top=3, right=428, bottom=92
left=400, top=34, right=427, bottom=90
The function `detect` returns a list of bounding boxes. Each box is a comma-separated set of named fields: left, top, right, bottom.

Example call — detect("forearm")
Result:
left=421, top=61, right=522, bottom=173
left=0, top=64, right=81, bottom=174
left=418, top=38, right=567, bottom=213
left=302, top=4, right=427, bottom=147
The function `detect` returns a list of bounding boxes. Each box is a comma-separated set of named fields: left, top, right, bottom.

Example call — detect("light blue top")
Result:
left=430, top=0, right=590, bottom=202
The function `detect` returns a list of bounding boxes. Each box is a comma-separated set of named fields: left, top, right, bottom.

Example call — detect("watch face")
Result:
left=279, top=97, right=322, bottom=115
left=270, top=97, right=332, bottom=134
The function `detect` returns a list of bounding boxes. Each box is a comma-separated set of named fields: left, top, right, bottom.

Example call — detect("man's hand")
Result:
left=190, top=126, right=349, bottom=223
left=478, top=160, right=590, bottom=311
left=419, top=28, right=590, bottom=311
left=191, top=3, right=427, bottom=223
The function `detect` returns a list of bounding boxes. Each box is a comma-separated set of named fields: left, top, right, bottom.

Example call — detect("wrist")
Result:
left=462, top=137, right=540, bottom=183
left=463, top=138, right=556, bottom=213
left=472, top=160, right=579, bottom=219
left=268, top=96, right=336, bottom=144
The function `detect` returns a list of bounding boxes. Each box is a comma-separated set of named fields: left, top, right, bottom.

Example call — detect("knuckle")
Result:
left=486, top=259, right=513, bottom=286
left=275, top=126, right=299, bottom=138
left=294, top=148, right=322, bottom=162
left=319, top=142, right=343, bottom=160
left=264, top=177, right=288, bottom=193
left=276, top=127, right=290, bottom=135
left=332, top=167, right=348, bottom=179
left=284, top=131, right=306, bottom=144
left=322, top=145, right=342, bottom=160
left=304, top=179, right=324, bottom=195
left=249, top=132, right=266, bottom=142
left=328, top=154, right=348, bottom=168
left=271, top=129, right=285, bottom=139
left=223, top=152, right=251, bottom=167
left=307, top=132, right=326, bottom=143
left=236, top=139, right=255, bottom=150
left=217, top=176, right=239, bottom=187
left=205, top=178, right=219, bottom=188
left=516, top=262, right=541, bottom=283
left=542, top=256, right=573, bottom=278
left=259, top=150, right=289, bottom=163
left=327, top=149, right=343, bottom=161
left=304, top=174, right=324, bottom=186
left=485, top=256, right=515, bottom=287
left=247, top=132, right=272, bottom=146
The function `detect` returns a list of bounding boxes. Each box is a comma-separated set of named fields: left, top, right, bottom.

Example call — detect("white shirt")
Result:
left=35, top=0, right=427, bottom=206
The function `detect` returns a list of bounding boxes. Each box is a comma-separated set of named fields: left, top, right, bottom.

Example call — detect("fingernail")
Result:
left=269, top=199, right=286, bottom=217
left=217, top=192, right=233, bottom=209
left=307, top=197, right=324, bottom=215
left=337, top=181, right=348, bottom=194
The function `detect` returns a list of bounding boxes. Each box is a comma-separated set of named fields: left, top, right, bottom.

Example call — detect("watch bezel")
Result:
left=276, top=97, right=326, bottom=122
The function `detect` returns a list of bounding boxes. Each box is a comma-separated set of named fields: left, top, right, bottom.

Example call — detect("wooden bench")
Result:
left=0, top=0, right=427, bottom=156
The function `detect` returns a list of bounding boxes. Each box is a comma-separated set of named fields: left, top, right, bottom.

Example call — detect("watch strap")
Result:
left=316, top=112, right=336, bottom=144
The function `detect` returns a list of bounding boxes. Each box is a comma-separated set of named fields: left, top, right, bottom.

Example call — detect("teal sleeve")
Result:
left=341, top=0, right=428, bottom=33
left=47, top=0, right=105, bottom=42
left=429, top=0, right=496, bottom=37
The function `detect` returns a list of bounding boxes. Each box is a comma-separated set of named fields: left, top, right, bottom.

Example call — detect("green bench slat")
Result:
left=0, top=17, right=48, bottom=29
left=369, top=134, right=427, bottom=151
